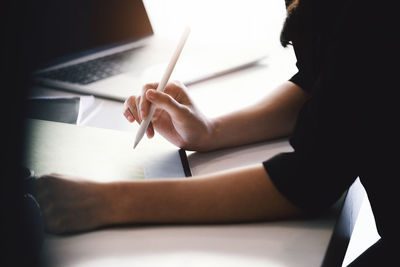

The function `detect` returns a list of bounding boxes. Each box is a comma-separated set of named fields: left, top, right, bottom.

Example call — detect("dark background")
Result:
left=2, top=1, right=41, bottom=266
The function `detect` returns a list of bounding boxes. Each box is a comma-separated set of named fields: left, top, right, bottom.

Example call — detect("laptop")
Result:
left=32, top=0, right=167, bottom=101
left=32, top=0, right=267, bottom=102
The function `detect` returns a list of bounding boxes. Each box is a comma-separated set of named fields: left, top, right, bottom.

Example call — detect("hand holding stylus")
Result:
left=133, top=27, right=191, bottom=149
left=123, top=27, right=216, bottom=151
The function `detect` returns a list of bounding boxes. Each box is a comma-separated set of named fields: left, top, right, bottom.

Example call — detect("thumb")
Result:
left=146, top=89, right=186, bottom=119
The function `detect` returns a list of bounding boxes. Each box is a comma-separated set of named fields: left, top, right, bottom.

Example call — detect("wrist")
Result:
left=196, top=116, right=220, bottom=152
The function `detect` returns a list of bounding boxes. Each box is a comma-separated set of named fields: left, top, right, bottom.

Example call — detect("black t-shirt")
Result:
left=263, top=0, right=398, bottom=247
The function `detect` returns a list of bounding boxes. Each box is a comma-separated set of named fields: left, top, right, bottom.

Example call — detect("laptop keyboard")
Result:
left=38, top=48, right=138, bottom=85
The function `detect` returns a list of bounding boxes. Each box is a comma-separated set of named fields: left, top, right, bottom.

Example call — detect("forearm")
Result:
left=36, top=164, right=302, bottom=233
left=103, top=164, right=301, bottom=225
left=205, top=81, right=309, bottom=151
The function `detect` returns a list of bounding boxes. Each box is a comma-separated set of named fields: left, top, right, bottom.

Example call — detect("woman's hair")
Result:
left=280, top=0, right=300, bottom=47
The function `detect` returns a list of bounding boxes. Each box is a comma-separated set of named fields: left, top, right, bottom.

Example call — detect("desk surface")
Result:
left=41, top=213, right=338, bottom=267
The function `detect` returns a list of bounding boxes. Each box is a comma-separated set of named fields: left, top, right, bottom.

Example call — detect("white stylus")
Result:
left=133, top=27, right=190, bottom=149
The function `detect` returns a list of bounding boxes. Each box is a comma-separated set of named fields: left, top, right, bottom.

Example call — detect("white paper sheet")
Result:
left=23, top=119, right=187, bottom=181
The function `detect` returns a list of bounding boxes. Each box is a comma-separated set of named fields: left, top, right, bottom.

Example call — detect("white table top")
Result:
left=40, top=214, right=339, bottom=267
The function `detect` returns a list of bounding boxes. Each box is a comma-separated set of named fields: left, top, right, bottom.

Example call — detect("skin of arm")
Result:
left=37, top=165, right=301, bottom=234
left=205, top=81, right=309, bottom=150
left=36, top=81, right=309, bottom=234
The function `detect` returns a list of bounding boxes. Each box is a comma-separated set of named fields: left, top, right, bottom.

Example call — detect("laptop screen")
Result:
left=31, top=0, right=153, bottom=68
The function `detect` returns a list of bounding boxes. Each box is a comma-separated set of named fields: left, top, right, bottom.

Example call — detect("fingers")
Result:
left=124, top=82, right=159, bottom=123
left=164, top=80, right=190, bottom=104
left=124, top=81, right=189, bottom=131
left=146, top=123, right=155, bottom=138
left=140, top=82, right=158, bottom=120
left=146, top=89, right=189, bottom=120
left=124, top=95, right=139, bottom=123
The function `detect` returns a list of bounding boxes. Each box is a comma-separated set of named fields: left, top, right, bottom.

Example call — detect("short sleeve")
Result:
left=263, top=151, right=356, bottom=214
left=288, top=46, right=315, bottom=93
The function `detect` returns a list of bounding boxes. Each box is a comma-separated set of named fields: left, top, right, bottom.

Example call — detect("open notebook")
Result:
left=23, top=119, right=190, bottom=182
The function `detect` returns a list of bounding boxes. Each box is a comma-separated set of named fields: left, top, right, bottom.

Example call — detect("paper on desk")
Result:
left=23, top=119, right=187, bottom=181
left=76, top=95, right=102, bottom=125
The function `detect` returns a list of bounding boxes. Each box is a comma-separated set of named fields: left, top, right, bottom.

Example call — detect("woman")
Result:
left=36, top=0, right=397, bottom=265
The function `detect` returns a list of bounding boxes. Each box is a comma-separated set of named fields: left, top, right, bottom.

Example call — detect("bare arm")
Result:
left=206, top=81, right=309, bottom=150
left=36, top=164, right=301, bottom=234
left=124, top=81, right=308, bottom=152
